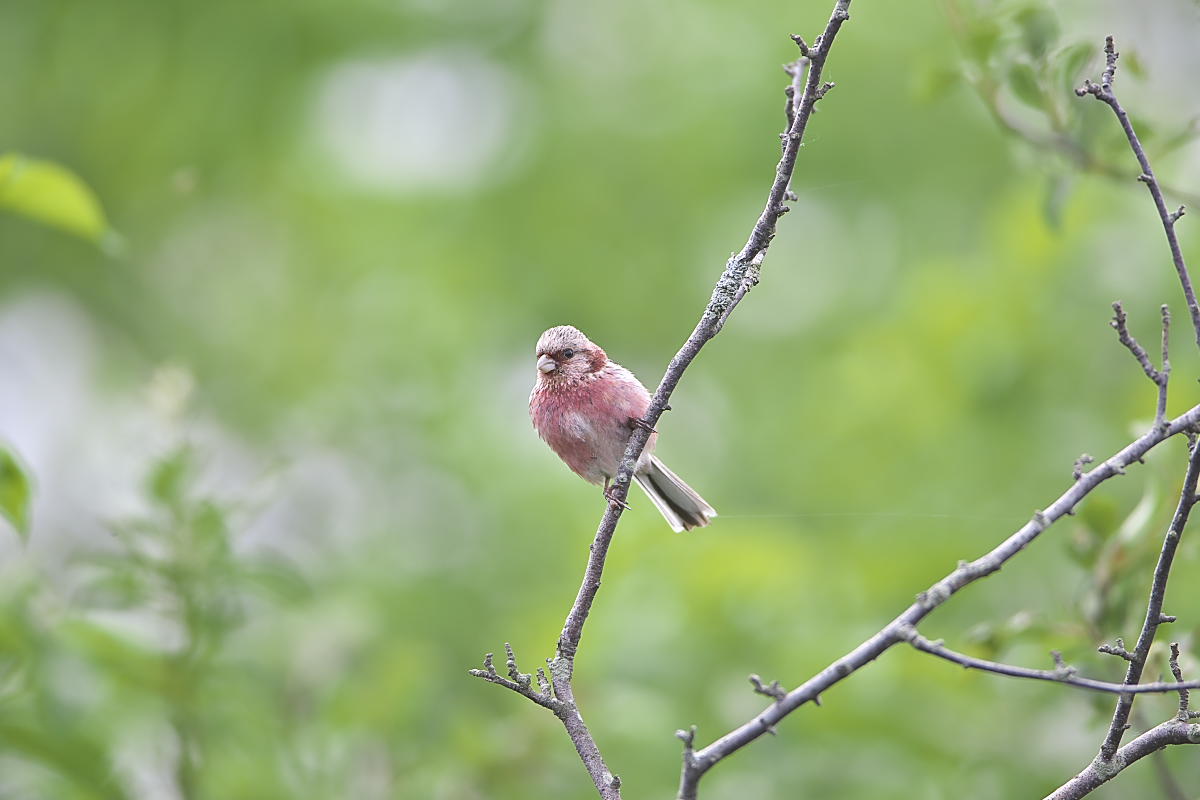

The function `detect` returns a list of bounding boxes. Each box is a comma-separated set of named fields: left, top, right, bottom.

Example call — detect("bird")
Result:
left=528, top=325, right=716, bottom=532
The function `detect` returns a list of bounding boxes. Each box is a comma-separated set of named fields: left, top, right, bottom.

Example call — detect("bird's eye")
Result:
left=561, top=348, right=575, bottom=359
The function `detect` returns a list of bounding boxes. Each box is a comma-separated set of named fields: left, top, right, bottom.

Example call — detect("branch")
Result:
left=1168, top=642, right=1192, bottom=719
left=1045, top=719, right=1200, bottom=800
left=676, top=402, right=1200, bottom=800
left=556, top=0, right=850, bottom=669
left=1077, top=36, right=1200, bottom=351
left=468, top=645, right=560, bottom=712
left=1095, top=438, right=1200, bottom=760
left=679, top=30, right=1200, bottom=800
left=900, top=627, right=1200, bottom=696
left=1097, top=638, right=1134, bottom=662
left=1110, top=301, right=1171, bottom=429
left=471, top=2, right=854, bottom=797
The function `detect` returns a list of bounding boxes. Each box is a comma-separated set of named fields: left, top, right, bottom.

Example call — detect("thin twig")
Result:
left=676, top=403, right=1200, bottom=800
left=1168, top=642, right=1191, bottom=719
left=1110, top=301, right=1162, bottom=384
left=1159, top=305, right=1172, bottom=430
left=749, top=674, right=788, bottom=702
left=468, top=647, right=561, bottom=712
left=1077, top=36, right=1200, bottom=351
left=1073, top=454, right=1095, bottom=481
left=900, top=627, right=1200, bottom=696
left=1097, top=638, right=1135, bottom=663
left=1110, top=301, right=1171, bottom=429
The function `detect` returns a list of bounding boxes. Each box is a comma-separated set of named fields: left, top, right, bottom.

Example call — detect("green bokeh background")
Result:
left=1, top=0, right=1199, bottom=798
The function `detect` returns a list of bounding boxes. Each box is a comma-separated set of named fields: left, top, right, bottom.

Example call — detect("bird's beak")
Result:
left=537, top=354, right=557, bottom=373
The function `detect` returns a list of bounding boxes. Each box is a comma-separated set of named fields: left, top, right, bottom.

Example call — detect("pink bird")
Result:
left=529, top=325, right=716, bottom=532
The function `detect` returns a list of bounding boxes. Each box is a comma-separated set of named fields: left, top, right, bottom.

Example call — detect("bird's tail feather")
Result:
left=634, top=455, right=717, bottom=533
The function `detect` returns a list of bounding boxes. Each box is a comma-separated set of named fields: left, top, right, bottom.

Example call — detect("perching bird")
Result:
left=528, top=325, right=716, bottom=532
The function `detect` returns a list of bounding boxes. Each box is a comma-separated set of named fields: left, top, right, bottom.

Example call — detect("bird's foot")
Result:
left=628, top=416, right=657, bottom=434
left=603, top=484, right=631, bottom=510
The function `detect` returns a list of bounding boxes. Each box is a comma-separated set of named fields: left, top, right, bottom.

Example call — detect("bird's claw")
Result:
left=604, top=485, right=631, bottom=510
left=628, top=416, right=657, bottom=434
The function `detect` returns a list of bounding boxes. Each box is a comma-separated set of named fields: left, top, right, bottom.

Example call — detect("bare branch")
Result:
left=1159, top=305, right=1172, bottom=429
left=1110, top=301, right=1162, bottom=384
left=1110, top=301, right=1171, bottom=429
left=748, top=674, right=787, bottom=702
left=469, top=648, right=562, bottom=712
left=476, top=21, right=1200, bottom=800
left=899, top=627, right=1200, bottom=696
left=1168, top=642, right=1191, bottom=719
left=557, top=0, right=850, bottom=673
left=1077, top=36, right=1200, bottom=351
left=1098, top=638, right=1135, bottom=663
left=718, top=58, right=809, bottom=334
left=1045, top=719, right=1200, bottom=800
left=543, top=0, right=855, bottom=793
left=473, top=3, right=854, bottom=797
left=1092, top=440, right=1200, bottom=760
left=1073, top=454, right=1095, bottom=481
left=676, top=403, right=1200, bottom=800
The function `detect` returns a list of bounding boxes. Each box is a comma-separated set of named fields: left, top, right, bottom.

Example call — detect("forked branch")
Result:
left=1077, top=36, right=1200, bottom=351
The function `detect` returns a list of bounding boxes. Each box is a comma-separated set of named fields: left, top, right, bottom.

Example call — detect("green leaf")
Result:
left=0, top=153, right=111, bottom=244
left=1007, top=62, right=1045, bottom=111
left=146, top=445, right=193, bottom=512
left=1067, top=524, right=1099, bottom=567
left=1122, top=49, right=1146, bottom=79
left=911, top=63, right=960, bottom=104
left=1156, top=119, right=1200, bottom=157
left=1057, top=42, right=1095, bottom=93
left=964, top=18, right=1002, bottom=64
left=1015, top=6, right=1060, bottom=60
left=1079, top=494, right=1120, bottom=541
left=0, top=446, right=32, bottom=542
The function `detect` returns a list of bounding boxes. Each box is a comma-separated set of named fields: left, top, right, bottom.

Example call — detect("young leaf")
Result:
left=0, top=446, right=32, bottom=541
left=1014, top=6, right=1060, bottom=60
left=1007, top=62, right=1046, bottom=111
left=1122, top=49, right=1147, bottom=79
left=1057, top=42, right=1095, bottom=94
left=964, top=18, right=1002, bottom=65
left=146, top=445, right=193, bottom=511
left=0, top=153, right=111, bottom=244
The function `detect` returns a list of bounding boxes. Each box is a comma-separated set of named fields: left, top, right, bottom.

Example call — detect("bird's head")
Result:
left=534, top=325, right=607, bottom=383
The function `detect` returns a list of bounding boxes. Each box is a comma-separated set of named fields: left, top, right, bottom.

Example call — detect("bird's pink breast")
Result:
left=530, top=365, right=654, bottom=484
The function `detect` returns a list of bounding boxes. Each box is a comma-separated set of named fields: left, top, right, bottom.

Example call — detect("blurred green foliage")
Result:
left=0, top=445, right=31, bottom=540
left=0, top=153, right=113, bottom=247
left=1, top=0, right=1199, bottom=798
